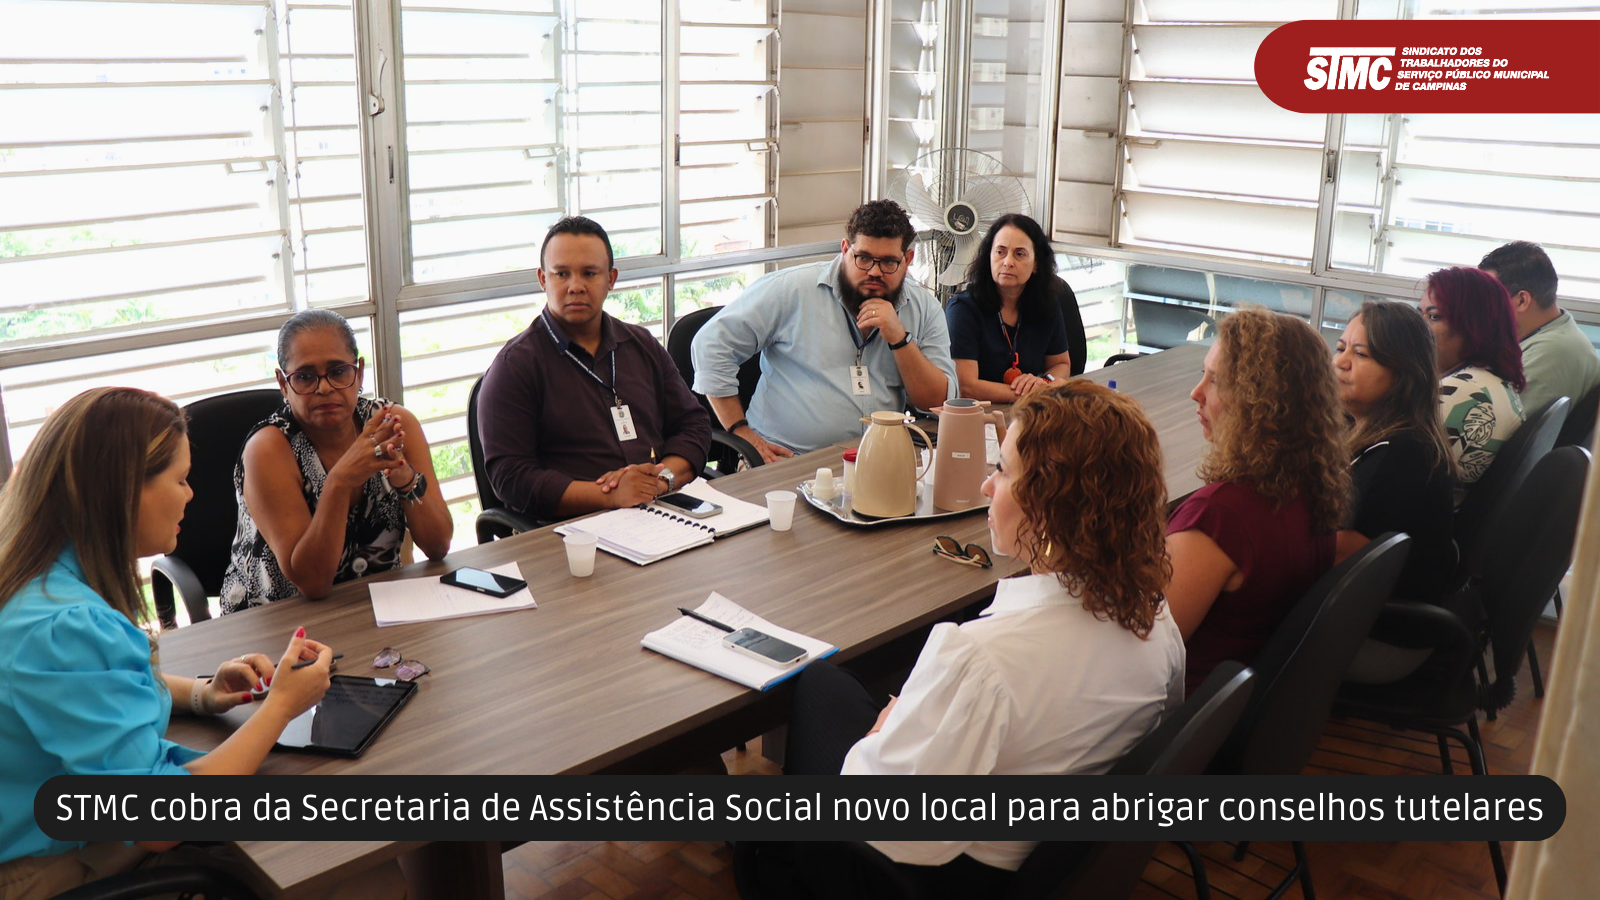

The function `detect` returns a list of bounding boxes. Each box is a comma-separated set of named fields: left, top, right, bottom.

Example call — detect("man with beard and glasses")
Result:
left=691, top=200, right=957, bottom=459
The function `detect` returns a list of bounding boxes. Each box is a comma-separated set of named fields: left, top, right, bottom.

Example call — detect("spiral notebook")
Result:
left=554, top=480, right=769, bottom=565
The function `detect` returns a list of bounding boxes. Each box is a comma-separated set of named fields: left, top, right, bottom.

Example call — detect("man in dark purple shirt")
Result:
left=477, top=217, right=711, bottom=520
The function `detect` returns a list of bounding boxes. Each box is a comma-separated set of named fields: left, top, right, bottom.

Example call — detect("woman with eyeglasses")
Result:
left=220, top=310, right=452, bottom=611
left=748, top=382, right=1183, bottom=898
left=0, top=388, right=405, bottom=899
left=944, top=213, right=1074, bottom=400
left=1420, top=266, right=1526, bottom=505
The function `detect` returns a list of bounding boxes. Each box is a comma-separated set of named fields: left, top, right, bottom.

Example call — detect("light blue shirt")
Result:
left=690, top=256, right=957, bottom=454
left=0, top=547, right=200, bottom=862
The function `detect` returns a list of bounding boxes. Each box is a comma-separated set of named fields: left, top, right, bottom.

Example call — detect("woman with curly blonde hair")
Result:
left=751, top=381, right=1184, bottom=898
left=1167, top=308, right=1350, bottom=694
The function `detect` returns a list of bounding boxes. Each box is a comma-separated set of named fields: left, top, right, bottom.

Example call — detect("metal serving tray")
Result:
left=796, top=479, right=990, bottom=528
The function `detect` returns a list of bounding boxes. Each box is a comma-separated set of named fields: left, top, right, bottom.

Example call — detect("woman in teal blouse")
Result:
left=0, top=388, right=395, bottom=899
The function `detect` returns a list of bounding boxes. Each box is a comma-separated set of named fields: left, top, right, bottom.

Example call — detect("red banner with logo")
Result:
left=1255, top=20, right=1600, bottom=113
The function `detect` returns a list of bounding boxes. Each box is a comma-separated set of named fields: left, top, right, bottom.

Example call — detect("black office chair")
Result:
left=1128, top=298, right=1216, bottom=351
left=1333, top=449, right=1588, bottom=898
left=1447, top=396, right=1568, bottom=698
left=666, top=305, right=763, bottom=474
left=1196, top=533, right=1411, bottom=900
left=1049, top=275, right=1088, bottom=377
left=1006, top=662, right=1256, bottom=900
left=47, top=865, right=261, bottom=900
left=1451, top=396, right=1569, bottom=587
left=1555, top=380, right=1600, bottom=449
left=150, top=389, right=284, bottom=628
left=466, top=375, right=544, bottom=544
left=731, top=664, right=1256, bottom=900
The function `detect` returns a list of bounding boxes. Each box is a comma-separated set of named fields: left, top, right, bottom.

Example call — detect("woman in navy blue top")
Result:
left=945, top=214, right=1073, bottom=401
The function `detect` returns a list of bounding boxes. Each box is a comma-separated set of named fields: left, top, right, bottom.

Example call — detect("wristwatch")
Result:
left=657, top=467, right=677, bottom=492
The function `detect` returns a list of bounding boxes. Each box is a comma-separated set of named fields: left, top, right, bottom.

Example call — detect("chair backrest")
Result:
left=1129, top=299, right=1215, bottom=350
left=1475, top=446, right=1589, bottom=711
left=667, top=305, right=762, bottom=419
left=1211, top=533, right=1411, bottom=776
left=1454, top=396, right=1569, bottom=570
left=1050, top=275, right=1088, bottom=377
left=1005, top=663, right=1256, bottom=900
left=466, top=375, right=504, bottom=513
left=164, top=389, right=284, bottom=595
left=1556, top=381, right=1600, bottom=449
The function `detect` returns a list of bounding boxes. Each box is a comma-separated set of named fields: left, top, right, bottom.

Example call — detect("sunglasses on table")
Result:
left=373, top=647, right=431, bottom=682
left=933, top=535, right=992, bottom=568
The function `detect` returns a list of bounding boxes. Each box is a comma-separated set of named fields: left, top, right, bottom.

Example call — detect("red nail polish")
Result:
left=256, top=681, right=265, bottom=692
left=294, top=626, right=306, bottom=638
left=264, top=675, right=273, bottom=687
left=240, top=694, right=254, bottom=704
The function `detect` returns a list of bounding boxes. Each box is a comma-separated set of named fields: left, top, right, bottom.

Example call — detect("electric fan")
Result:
left=886, top=148, right=1031, bottom=298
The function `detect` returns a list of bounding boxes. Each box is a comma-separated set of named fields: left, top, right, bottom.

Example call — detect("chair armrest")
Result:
left=711, top=430, right=763, bottom=473
left=47, top=865, right=261, bottom=900
left=1367, top=600, right=1474, bottom=653
left=475, top=507, right=544, bottom=544
left=150, top=556, right=210, bottom=626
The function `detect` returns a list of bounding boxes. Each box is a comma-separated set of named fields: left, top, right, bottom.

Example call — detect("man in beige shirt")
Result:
left=1480, top=240, right=1600, bottom=416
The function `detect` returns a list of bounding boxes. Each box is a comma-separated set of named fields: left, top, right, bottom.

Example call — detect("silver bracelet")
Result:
left=188, top=677, right=211, bottom=716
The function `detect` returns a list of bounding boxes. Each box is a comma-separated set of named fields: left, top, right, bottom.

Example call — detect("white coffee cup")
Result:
left=564, top=531, right=599, bottom=577
left=766, top=490, right=798, bottom=531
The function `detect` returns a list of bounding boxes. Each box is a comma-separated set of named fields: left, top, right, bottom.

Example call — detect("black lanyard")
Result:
left=539, top=313, right=620, bottom=407
left=841, top=302, right=877, bottom=366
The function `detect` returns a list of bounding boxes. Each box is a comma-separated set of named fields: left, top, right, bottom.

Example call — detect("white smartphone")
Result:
left=657, top=491, right=723, bottom=518
left=722, top=628, right=807, bottom=666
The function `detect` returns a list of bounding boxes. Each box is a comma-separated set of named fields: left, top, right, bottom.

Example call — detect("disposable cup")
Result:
left=564, top=531, right=599, bottom=577
left=766, top=490, right=798, bottom=531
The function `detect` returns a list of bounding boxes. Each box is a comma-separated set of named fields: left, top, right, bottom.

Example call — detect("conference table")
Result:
left=157, top=344, right=1206, bottom=898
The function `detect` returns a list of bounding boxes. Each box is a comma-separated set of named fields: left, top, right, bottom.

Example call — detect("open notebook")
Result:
left=553, top=478, right=769, bottom=565
left=642, top=593, right=837, bottom=691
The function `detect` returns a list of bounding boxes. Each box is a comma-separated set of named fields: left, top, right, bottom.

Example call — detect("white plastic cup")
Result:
left=564, top=531, right=599, bottom=577
left=766, top=490, right=798, bottom=531
left=812, top=467, right=836, bottom=500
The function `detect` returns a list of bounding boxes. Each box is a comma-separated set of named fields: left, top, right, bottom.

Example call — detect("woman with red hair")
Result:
left=1420, top=266, right=1525, bottom=504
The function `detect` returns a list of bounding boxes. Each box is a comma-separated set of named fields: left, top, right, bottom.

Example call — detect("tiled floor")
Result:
left=502, top=620, right=1558, bottom=900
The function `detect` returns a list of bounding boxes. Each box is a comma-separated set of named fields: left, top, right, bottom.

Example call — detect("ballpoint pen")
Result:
left=677, top=606, right=735, bottom=632
left=291, top=652, right=344, bottom=670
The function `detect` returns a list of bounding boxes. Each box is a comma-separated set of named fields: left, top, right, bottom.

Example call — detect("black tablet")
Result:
left=273, top=675, right=417, bottom=758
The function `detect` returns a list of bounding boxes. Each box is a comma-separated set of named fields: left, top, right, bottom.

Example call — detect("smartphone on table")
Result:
left=657, top=491, right=723, bottom=518
left=723, top=628, right=807, bottom=666
left=440, top=566, right=527, bottom=598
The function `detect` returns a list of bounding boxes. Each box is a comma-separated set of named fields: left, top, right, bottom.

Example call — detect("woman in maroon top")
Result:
left=1166, top=308, right=1350, bottom=694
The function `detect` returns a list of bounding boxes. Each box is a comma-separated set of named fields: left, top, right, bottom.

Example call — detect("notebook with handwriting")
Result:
left=554, top=479, right=769, bottom=565
left=641, top=593, right=837, bottom=690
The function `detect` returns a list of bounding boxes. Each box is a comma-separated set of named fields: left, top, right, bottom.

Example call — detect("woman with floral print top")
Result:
left=221, top=310, right=452, bottom=611
left=1420, top=266, right=1526, bottom=507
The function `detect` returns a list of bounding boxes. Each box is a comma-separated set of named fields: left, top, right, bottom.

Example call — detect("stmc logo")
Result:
left=1304, top=47, right=1394, bottom=90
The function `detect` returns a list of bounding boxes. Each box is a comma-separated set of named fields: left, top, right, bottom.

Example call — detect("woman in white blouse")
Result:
left=754, top=380, right=1186, bottom=899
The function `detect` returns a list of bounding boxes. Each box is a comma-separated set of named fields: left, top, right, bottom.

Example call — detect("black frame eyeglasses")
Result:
left=850, top=252, right=903, bottom=275
left=373, top=647, right=431, bottom=682
left=283, top=362, right=360, bottom=395
left=933, top=535, right=993, bottom=568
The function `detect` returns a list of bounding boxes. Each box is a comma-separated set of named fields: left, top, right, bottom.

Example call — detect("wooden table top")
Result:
left=1079, top=344, right=1207, bottom=501
left=156, top=344, right=1209, bottom=896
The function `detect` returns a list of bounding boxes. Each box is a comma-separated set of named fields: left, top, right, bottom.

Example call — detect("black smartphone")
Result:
left=657, top=491, right=723, bottom=518
left=722, top=627, right=807, bottom=666
left=440, top=566, right=527, bottom=598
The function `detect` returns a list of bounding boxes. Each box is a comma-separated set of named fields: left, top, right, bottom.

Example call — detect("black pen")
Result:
left=291, top=652, right=343, bottom=670
left=677, top=607, right=735, bottom=632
